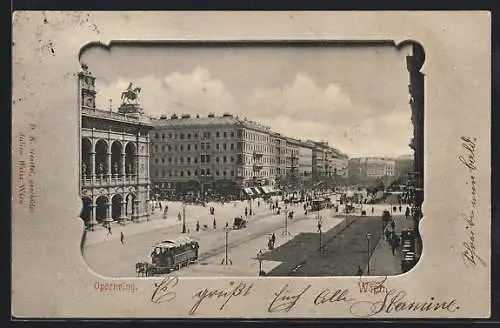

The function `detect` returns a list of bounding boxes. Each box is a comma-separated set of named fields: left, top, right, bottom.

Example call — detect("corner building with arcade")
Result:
left=78, top=64, right=153, bottom=229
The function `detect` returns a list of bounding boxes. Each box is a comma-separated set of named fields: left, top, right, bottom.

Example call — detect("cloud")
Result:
left=95, top=66, right=235, bottom=117
left=94, top=69, right=412, bottom=157
left=244, top=73, right=412, bottom=157
left=246, top=73, right=361, bottom=122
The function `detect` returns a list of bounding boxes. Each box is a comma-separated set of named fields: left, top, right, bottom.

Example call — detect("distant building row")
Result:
left=347, top=155, right=414, bottom=184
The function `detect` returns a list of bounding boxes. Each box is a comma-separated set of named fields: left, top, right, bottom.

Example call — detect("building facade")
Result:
left=348, top=157, right=397, bottom=185
left=150, top=114, right=347, bottom=198
left=395, top=154, right=414, bottom=180
left=150, top=114, right=279, bottom=199
left=297, top=140, right=314, bottom=178
left=78, top=64, right=153, bottom=229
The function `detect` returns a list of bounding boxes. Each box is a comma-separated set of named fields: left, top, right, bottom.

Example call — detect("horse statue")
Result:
left=121, top=82, right=141, bottom=105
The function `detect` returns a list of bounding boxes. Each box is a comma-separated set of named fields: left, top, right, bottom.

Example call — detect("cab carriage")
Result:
left=136, top=236, right=199, bottom=276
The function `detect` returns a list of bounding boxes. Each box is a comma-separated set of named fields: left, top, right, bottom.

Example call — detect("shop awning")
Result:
left=252, top=187, right=261, bottom=195
left=261, top=186, right=271, bottom=194
left=244, top=188, right=254, bottom=196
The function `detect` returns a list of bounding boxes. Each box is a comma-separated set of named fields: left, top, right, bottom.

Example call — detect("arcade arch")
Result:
left=125, top=142, right=136, bottom=176
left=95, top=139, right=108, bottom=176
left=95, top=195, right=108, bottom=223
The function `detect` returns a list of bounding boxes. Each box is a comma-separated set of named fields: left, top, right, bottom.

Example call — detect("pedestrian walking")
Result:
left=399, top=205, right=402, bottom=213
left=196, top=221, right=200, bottom=232
left=225, top=222, right=229, bottom=229
left=390, top=237, right=397, bottom=256
left=371, top=206, right=374, bottom=214
left=213, top=218, right=217, bottom=230
left=258, top=201, right=260, bottom=207
left=405, top=207, right=410, bottom=219
left=245, top=207, right=248, bottom=217
left=391, top=220, right=396, bottom=231
left=120, top=231, right=125, bottom=245
left=271, top=233, right=276, bottom=244
left=107, top=225, right=112, bottom=236
left=178, top=212, right=182, bottom=221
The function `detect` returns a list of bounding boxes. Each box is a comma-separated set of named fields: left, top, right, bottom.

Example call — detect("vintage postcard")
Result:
left=11, top=11, right=491, bottom=318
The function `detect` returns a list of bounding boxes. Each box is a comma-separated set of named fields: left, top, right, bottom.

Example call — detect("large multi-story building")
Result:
left=150, top=114, right=348, bottom=197
left=311, top=141, right=348, bottom=179
left=284, top=137, right=300, bottom=176
left=348, top=157, right=397, bottom=185
left=78, top=64, right=153, bottom=229
left=297, top=140, right=314, bottom=178
left=150, top=113, right=278, bottom=199
left=395, top=154, right=414, bottom=179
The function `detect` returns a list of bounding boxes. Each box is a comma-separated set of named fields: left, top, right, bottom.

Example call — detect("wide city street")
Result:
left=83, top=198, right=409, bottom=278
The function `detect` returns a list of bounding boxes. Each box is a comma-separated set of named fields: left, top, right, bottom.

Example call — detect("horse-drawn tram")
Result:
left=136, top=236, right=199, bottom=276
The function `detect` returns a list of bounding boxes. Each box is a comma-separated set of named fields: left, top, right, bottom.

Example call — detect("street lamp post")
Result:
left=249, top=198, right=253, bottom=216
left=256, top=250, right=264, bottom=276
left=317, top=216, right=323, bottom=252
left=366, top=233, right=372, bottom=275
left=283, top=206, right=290, bottom=235
left=221, top=226, right=232, bottom=265
left=345, top=203, right=349, bottom=228
left=182, top=203, right=186, bottom=233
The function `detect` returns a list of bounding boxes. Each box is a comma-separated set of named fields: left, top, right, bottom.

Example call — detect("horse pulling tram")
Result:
left=136, top=236, right=199, bottom=276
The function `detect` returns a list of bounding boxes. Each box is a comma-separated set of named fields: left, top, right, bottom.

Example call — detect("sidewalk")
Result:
left=363, top=214, right=414, bottom=276
left=84, top=198, right=275, bottom=246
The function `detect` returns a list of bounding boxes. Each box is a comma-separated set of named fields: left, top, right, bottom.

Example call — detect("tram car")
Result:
left=136, top=236, right=199, bottom=276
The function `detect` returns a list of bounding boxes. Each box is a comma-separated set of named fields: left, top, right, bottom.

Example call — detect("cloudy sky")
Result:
left=81, top=44, right=413, bottom=157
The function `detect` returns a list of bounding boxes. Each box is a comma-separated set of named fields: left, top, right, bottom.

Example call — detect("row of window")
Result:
left=153, top=168, right=236, bottom=178
left=153, top=155, right=313, bottom=166
left=153, top=142, right=243, bottom=153
left=154, top=155, right=241, bottom=165
left=152, top=168, right=282, bottom=178
left=152, top=142, right=280, bottom=154
left=153, top=130, right=276, bottom=142
left=153, top=130, right=280, bottom=147
left=154, top=130, right=242, bottom=140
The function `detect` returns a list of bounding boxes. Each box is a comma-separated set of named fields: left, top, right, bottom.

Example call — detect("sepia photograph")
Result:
left=79, top=42, right=424, bottom=278
left=11, top=11, right=490, bottom=318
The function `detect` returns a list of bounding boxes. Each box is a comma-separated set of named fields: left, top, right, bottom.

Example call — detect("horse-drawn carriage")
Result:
left=136, top=236, right=199, bottom=276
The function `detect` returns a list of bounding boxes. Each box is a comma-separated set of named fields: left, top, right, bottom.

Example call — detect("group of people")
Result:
left=104, top=224, right=126, bottom=245
left=268, top=233, right=276, bottom=250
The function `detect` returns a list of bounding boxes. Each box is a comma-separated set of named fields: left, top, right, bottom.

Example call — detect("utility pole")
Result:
left=366, top=233, right=372, bottom=275
left=221, top=227, right=232, bottom=265
left=182, top=203, right=186, bottom=233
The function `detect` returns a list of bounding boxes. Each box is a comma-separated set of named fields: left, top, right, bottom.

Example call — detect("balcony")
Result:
left=81, top=174, right=141, bottom=187
left=253, top=163, right=263, bottom=170
left=253, top=151, right=264, bottom=157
